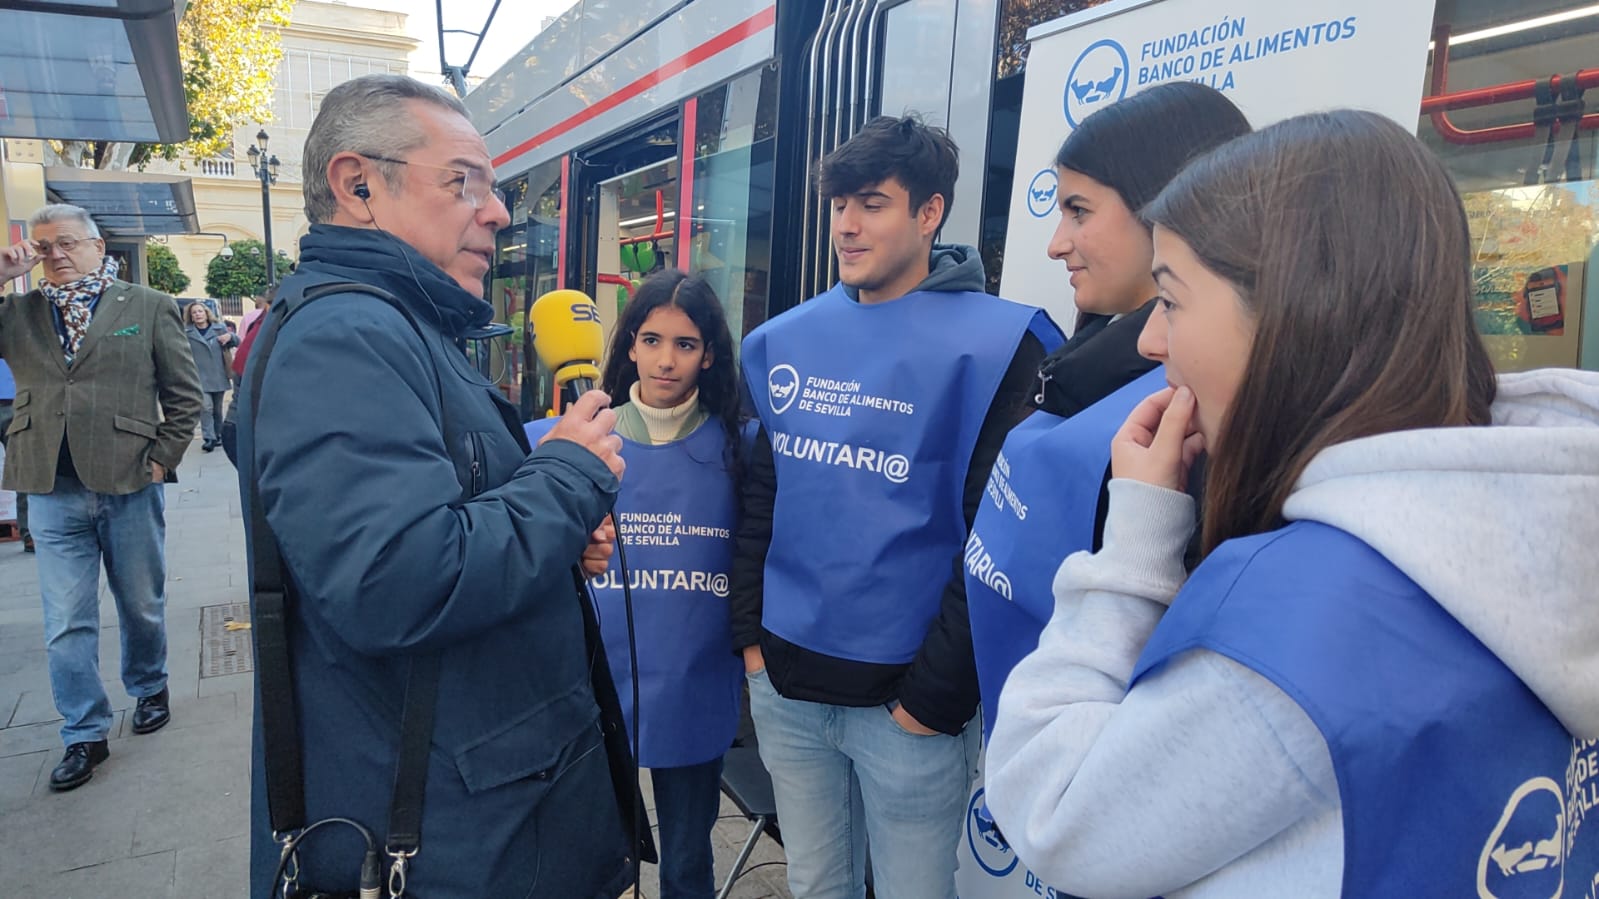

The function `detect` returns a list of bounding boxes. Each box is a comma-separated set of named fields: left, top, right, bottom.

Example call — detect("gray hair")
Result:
left=302, top=74, right=473, bottom=224
left=28, top=204, right=100, bottom=239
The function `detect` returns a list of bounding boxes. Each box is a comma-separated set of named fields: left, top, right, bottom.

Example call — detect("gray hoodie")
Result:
left=983, top=368, right=1599, bottom=898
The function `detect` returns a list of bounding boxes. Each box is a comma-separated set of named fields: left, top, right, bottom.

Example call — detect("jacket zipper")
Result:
left=467, top=432, right=486, bottom=497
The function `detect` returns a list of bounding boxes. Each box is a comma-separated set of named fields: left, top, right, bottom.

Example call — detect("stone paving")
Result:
left=0, top=436, right=789, bottom=898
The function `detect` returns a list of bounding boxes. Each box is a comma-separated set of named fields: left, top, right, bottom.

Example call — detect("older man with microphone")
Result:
left=237, top=73, right=648, bottom=899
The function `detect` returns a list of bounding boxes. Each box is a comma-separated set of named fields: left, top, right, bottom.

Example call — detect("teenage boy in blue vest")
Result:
left=733, top=115, right=1063, bottom=899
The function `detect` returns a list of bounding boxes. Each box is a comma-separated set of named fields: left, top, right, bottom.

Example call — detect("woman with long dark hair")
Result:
left=966, top=82, right=1251, bottom=744
left=530, top=269, right=744, bottom=899
left=985, top=110, right=1599, bottom=896
left=595, top=271, right=744, bottom=459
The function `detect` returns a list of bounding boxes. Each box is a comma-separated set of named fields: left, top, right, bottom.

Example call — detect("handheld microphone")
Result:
left=530, top=289, right=604, bottom=405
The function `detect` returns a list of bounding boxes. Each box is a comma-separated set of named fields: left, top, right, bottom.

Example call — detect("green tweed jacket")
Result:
left=0, top=279, right=203, bottom=495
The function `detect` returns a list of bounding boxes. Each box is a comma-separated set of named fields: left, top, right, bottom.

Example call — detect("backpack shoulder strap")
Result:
left=247, top=275, right=443, bottom=875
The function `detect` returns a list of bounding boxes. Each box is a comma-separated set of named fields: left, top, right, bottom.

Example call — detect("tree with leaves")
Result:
left=54, top=0, right=294, bottom=170
left=996, top=0, right=1115, bottom=79
left=146, top=241, right=192, bottom=296
left=205, top=239, right=294, bottom=299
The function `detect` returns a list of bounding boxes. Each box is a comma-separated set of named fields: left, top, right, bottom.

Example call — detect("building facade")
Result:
left=154, top=0, right=418, bottom=300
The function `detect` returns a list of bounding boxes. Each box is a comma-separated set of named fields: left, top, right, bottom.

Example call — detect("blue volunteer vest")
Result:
left=742, top=285, right=1062, bottom=664
left=1133, top=521, right=1599, bottom=897
left=524, top=416, right=742, bottom=768
left=966, top=367, right=1166, bottom=740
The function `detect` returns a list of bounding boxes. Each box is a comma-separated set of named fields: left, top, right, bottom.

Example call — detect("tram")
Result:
left=465, top=0, right=1599, bottom=416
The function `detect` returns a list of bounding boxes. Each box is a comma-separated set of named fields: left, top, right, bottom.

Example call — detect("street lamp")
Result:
left=194, top=232, right=232, bottom=258
left=246, top=129, right=281, bottom=287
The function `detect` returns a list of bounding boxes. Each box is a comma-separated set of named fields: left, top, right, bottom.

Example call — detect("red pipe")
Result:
left=1422, top=70, right=1599, bottom=113
left=1427, top=24, right=1599, bottom=146
left=619, top=230, right=675, bottom=247
left=598, top=273, right=635, bottom=297
left=557, top=155, right=569, bottom=289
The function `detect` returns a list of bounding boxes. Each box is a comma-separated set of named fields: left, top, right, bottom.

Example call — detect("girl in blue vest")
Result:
left=984, top=111, right=1599, bottom=897
left=532, top=270, right=744, bottom=899
left=966, top=83, right=1251, bottom=738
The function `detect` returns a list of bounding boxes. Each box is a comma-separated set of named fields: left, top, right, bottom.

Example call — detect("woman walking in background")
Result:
left=184, top=301, right=234, bottom=452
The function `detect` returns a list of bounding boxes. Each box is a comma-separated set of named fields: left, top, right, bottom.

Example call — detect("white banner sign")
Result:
left=997, top=0, right=1438, bottom=330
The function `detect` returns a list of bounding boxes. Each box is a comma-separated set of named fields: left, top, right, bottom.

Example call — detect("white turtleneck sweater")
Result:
left=621, top=381, right=707, bottom=445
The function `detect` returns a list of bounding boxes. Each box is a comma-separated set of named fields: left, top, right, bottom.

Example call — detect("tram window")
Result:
left=879, top=1, right=957, bottom=124
left=686, top=64, right=780, bottom=337
left=1419, top=0, right=1599, bottom=372
left=492, top=160, right=562, bottom=413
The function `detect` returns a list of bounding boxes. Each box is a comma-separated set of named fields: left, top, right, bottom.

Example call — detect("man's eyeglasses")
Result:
left=34, top=236, right=93, bottom=255
left=360, top=154, right=508, bottom=211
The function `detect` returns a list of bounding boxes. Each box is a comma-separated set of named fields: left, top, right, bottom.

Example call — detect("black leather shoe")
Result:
left=22, top=536, right=34, bottom=553
left=49, top=741, right=109, bottom=791
left=131, top=687, right=171, bottom=735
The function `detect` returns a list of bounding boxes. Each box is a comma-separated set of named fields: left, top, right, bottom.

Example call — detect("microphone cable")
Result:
left=603, top=505, right=647, bottom=894
left=270, top=817, right=383, bottom=899
left=360, top=199, right=452, bottom=333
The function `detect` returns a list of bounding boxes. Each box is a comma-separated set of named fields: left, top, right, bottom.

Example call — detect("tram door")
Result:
left=570, top=117, right=683, bottom=377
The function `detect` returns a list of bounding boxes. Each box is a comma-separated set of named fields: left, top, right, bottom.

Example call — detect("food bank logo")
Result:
left=967, top=788, right=1018, bottom=877
left=1478, top=777, right=1565, bottom=899
left=1064, top=39, right=1130, bottom=128
left=768, top=363, right=799, bottom=414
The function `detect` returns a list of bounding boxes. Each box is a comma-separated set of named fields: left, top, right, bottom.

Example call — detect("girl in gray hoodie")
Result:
left=985, top=110, right=1599, bottom=898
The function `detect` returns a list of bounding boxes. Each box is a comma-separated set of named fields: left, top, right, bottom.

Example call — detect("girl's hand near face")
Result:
left=1112, top=386, right=1206, bottom=493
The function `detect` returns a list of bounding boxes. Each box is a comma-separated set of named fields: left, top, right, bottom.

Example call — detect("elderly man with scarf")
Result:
left=0, top=204, right=203, bottom=792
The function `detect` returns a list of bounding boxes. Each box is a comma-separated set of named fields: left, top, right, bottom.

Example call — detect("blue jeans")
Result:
left=653, top=757, right=725, bottom=899
left=747, top=669, right=978, bottom=899
left=29, top=475, right=169, bottom=745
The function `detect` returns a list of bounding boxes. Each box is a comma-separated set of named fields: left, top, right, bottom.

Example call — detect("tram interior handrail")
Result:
left=1426, top=23, right=1599, bottom=146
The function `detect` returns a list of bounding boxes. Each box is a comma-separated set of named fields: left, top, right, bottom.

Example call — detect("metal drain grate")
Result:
left=200, top=602, right=254, bottom=677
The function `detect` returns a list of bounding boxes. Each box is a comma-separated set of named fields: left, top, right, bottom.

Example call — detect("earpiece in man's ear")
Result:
left=354, top=183, right=371, bottom=200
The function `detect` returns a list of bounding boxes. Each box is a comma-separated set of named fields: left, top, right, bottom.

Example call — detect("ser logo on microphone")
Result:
left=570, top=302, right=601, bottom=323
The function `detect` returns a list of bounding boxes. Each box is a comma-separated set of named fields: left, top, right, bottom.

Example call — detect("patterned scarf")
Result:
left=40, top=256, right=118, bottom=365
